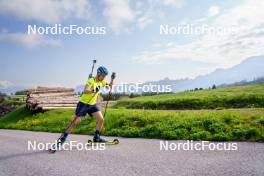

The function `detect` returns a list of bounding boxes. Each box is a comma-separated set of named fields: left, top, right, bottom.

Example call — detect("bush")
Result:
left=245, top=128, right=259, bottom=140
left=232, top=128, right=247, bottom=140
left=190, top=131, right=211, bottom=140
left=213, top=132, right=231, bottom=141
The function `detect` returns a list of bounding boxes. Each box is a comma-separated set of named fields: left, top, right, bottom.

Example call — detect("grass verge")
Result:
left=0, top=106, right=263, bottom=141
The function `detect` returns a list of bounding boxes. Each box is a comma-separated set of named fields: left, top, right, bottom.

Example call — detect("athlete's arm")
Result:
left=83, top=84, right=93, bottom=94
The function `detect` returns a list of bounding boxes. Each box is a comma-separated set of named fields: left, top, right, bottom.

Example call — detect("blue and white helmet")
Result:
left=97, top=66, right=108, bottom=76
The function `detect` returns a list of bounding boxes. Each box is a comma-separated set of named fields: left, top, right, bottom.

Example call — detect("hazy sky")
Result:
left=0, top=0, right=264, bottom=88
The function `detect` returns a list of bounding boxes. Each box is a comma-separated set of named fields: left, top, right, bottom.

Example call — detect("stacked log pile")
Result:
left=26, top=87, right=79, bottom=111
left=0, top=105, right=11, bottom=117
left=0, top=93, right=10, bottom=117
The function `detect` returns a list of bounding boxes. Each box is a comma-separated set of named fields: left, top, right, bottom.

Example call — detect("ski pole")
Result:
left=103, top=72, right=116, bottom=117
left=89, top=59, right=97, bottom=78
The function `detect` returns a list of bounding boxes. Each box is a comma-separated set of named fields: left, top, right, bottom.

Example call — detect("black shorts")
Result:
left=75, top=101, right=100, bottom=117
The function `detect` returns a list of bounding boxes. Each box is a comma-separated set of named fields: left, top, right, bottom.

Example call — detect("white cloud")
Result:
left=0, top=80, right=13, bottom=88
left=136, top=0, right=183, bottom=29
left=208, top=6, right=220, bottom=17
left=0, top=31, right=62, bottom=48
left=103, top=0, right=185, bottom=31
left=103, top=0, right=135, bottom=32
left=133, top=0, right=264, bottom=68
left=137, top=14, right=154, bottom=29
left=213, top=0, right=264, bottom=29
left=0, top=0, right=187, bottom=32
left=136, top=2, right=157, bottom=29
left=0, top=0, right=91, bottom=24
left=163, top=0, right=185, bottom=8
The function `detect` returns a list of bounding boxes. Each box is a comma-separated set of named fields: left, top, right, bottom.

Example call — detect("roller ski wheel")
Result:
left=87, top=139, right=119, bottom=145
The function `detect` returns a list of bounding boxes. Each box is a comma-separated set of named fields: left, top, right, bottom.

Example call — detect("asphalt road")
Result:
left=0, top=129, right=263, bottom=176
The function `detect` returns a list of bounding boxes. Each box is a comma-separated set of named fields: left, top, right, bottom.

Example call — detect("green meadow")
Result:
left=113, top=83, right=264, bottom=110
left=0, top=106, right=263, bottom=141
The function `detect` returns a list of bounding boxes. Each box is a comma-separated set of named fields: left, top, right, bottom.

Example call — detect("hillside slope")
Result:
left=113, top=83, right=264, bottom=110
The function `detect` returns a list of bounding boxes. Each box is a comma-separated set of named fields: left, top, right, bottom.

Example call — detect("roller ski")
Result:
left=87, top=132, right=119, bottom=145
left=87, top=139, right=119, bottom=145
left=49, top=132, right=68, bottom=153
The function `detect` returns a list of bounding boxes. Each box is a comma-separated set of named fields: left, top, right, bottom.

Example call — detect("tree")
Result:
left=15, top=90, right=27, bottom=95
left=212, top=84, right=216, bottom=89
left=129, top=93, right=134, bottom=98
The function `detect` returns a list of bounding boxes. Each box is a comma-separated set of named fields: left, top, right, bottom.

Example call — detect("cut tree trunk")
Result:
left=26, top=87, right=79, bottom=111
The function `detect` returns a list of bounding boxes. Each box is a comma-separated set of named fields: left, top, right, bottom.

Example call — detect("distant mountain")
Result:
left=147, top=55, right=264, bottom=92
left=218, top=77, right=264, bottom=88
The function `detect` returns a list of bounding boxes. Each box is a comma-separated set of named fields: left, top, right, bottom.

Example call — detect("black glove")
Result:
left=94, top=86, right=101, bottom=93
left=111, top=72, right=116, bottom=80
